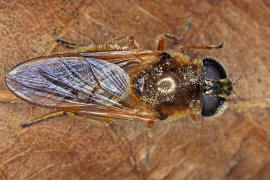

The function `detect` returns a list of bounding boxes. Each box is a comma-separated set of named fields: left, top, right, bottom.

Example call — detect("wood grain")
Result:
left=1, top=0, right=270, bottom=179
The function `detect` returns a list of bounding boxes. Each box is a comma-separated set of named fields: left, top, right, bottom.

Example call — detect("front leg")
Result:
left=179, top=42, right=224, bottom=51
left=156, top=18, right=192, bottom=51
left=156, top=33, right=185, bottom=51
left=156, top=33, right=224, bottom=52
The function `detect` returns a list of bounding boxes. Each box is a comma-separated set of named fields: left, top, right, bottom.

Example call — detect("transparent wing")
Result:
left=6, top=52, right=159, bottom=121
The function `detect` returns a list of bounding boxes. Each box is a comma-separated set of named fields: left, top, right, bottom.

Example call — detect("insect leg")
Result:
left=188, top=114, right=197, bottom=122
left=156, top=18, right=192, bottom=51
left=65, top=112, right=111, bottom=126
left=179, top=42, right=224, bottom=51
left=105, top=35, right=140, bottom=49
left=21, top=111, right=66, bottom=128
left=56, top=39, right=82, bottom=49
left=56, top=35, right=139, bottom=53
left=56, top=39, right=127, bottom=53
left=147, top=121, right=154, bottom=129
left=156, top=33, right=181, bottom=51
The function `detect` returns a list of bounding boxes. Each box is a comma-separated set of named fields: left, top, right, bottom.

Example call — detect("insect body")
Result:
left=5, top=34, right=232, bottom=128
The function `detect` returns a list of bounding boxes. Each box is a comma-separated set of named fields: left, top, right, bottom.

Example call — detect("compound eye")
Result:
left=201, top=95, right=226, bottom=116
left=203, top=58, right=227, bottom=80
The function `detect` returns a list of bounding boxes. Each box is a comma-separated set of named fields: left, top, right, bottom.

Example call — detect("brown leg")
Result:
left=21, top=111, right=66, bottom=128
left=156, top=33, right=182, bottom=51
left=56, top=39, right=107, bottom=53
left=105, top=35, right=140, bottom=50
left=56, top=35, right=139, bottom=53
left=105, top=35, right=146, bottom=66
left=147, top=121, right=154, bottom=129
left=65, top=112, right=111, bottom=126
left=155, top=19, right=223, bottom=52
left=188, top=113, right=197, bottom=122
left=56, top=39, right=125, bottom=53
left=156, top=18, right=192, bottom=51
left=21, top=110, right=112, bottom=128
left=156, top=34, right=223, bottom=51
left=179, top=42, right=224, bottom=51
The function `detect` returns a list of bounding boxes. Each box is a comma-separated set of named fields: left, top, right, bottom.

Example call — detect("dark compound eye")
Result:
left=203, top=58, right=227, bottom=80
left=201, top=95, right=226, bottom=116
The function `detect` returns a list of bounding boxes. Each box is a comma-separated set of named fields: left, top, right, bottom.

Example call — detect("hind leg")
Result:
left=21, top=111, right=66, bottom=128
left=56, top=35, right=139, bottom=53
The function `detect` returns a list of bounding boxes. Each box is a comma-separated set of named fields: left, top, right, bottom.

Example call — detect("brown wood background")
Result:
left=1, top=0, right=270, bottom=179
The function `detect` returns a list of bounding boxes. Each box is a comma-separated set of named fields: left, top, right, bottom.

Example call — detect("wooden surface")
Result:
left=1, top=0, right=270, bottom=179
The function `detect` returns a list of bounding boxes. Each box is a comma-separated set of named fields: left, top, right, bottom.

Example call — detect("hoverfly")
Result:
left=5, top=28, right=232, bottom=128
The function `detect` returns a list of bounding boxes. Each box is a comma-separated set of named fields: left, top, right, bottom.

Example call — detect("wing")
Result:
left=5, top=51, right=160, bottom=121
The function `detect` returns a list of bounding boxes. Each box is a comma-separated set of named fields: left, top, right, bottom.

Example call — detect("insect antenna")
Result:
left=228, top=63, right=247, bottom=101
left=232, top=66, right=246, bottom=86
left=229, top=90, right=243, bottom=101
